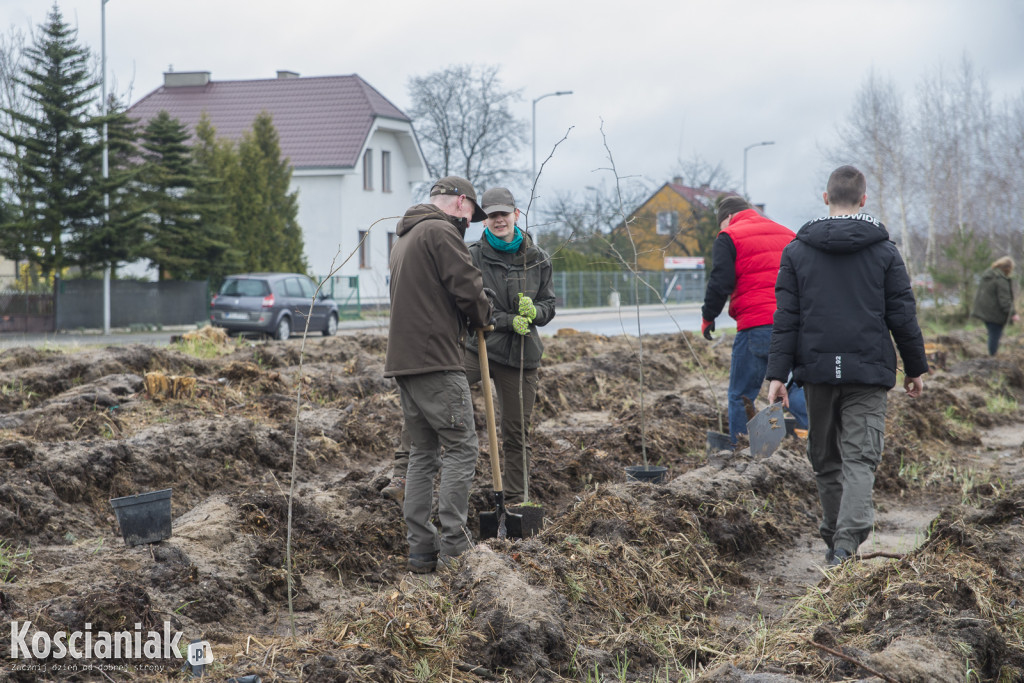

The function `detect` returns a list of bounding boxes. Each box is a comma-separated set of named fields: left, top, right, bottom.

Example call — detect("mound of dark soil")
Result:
left=0, top=325, right=1020, bottom=681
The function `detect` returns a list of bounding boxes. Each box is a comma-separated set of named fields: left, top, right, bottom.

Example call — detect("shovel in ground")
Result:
left=477, top=328, right=523, bottom=540
left=747, top=401, right=786, bottom=459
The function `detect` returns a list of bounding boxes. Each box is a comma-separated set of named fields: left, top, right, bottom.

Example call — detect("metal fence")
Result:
left=317, top=275, right=361, bottom=318
left=55, top=279, right=210, bottom=330
left=552, top=270, right=706, bottom=308
left=0, top=290, right=55, bottom=332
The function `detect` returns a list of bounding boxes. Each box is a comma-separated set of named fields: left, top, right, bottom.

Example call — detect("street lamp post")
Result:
left=531, top=90, right=572, bottom=182
left=101, top=0, right=111, bottom=335
left=742, top=140, right=774, bottom=200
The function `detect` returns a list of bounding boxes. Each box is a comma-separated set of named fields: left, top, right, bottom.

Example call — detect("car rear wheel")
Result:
left=323, top=312, right=338, bottom=337
left=273, top=316, right=291, bottom=341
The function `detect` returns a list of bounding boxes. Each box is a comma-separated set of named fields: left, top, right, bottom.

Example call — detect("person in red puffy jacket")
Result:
left=701, top=195, right=805, bottom=445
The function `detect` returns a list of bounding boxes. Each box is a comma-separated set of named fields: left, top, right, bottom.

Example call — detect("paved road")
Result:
left=542, top=304, right=704, bottom=336
left=0, top=303, right=710, bottom=350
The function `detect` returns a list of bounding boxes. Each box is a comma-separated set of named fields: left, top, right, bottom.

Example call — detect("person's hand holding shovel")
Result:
left=767, top=379, right=789, bottom=409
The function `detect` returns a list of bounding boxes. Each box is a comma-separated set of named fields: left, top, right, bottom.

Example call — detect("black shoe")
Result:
left=825, top=547, right=835, bottom=564
left=828, top=548, right=851, bottom=568
left=407, top=552, right=438, bottom=574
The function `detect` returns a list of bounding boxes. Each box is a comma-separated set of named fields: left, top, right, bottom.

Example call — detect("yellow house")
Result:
left=613, top=178, right=734, bottom=271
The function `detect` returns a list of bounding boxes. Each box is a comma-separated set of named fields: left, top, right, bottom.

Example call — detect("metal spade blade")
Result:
left=747, top=402, right=786, bottom=458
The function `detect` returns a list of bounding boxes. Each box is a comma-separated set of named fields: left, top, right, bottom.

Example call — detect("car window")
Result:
left=220, top=279, right=269, bottom=297
left=271, top=279, right=287, bottom=297
left=284, top=278, right=304, bottom=297
left=297, top=277, right=316, bottom=299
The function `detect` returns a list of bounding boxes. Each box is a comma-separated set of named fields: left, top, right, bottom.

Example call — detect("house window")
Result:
left=363, top=149, right=373, bottom=190
left=358, top=230, right=370, bottom=269
left=387, top=231, right=397, bottom=262
left=381, top=151, right=392, bottom=193
left=656, top=211, right=678, bottom=235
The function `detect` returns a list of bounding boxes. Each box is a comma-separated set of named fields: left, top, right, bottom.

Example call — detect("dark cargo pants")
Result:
left=464, top=351, right=538, bottom=506
left=396, top=371, right=480, bottom=559
left=804, top=383, right=887, bottom=556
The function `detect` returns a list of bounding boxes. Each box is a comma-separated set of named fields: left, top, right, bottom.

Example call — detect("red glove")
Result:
left=701, top=319, right=715, bottom=341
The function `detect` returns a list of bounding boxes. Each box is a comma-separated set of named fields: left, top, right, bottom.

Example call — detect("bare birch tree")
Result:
left=832, top=70, right=916, bottom=268
left=831, top=54, right=1024, bottom=308
left=407, top=64, right=528, bottom=190
left=668, top=154, right=735, bottom=193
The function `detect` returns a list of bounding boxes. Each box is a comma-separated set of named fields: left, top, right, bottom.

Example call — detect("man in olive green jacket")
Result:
left=385, top=176, right=492, bottom=573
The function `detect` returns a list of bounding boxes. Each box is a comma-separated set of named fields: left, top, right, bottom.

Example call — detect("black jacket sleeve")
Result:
left=883, top=246, right=929, bottom=378
left=701, top=232, right=737, bottom=321
left=766, top=246, right=799, bottom=382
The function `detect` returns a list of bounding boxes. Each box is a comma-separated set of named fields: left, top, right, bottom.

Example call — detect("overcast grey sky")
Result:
left=6, top=0, right=1024, bottom=231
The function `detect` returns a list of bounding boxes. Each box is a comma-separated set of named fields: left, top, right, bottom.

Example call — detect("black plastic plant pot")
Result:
left=508, top=504, right=545, bottom=537
left=110, top=488, right=172, bottom=547
left=625, top=465, right=668, bottom=484
left=706, top=430, right=732, bottom=455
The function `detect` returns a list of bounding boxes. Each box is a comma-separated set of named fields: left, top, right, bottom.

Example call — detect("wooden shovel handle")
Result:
left=477, top=329, right=503, bottom=492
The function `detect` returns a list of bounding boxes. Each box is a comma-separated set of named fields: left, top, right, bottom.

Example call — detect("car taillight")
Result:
left=210, top=294, right=218, bottom=306
left=262, top=295, right=275, bottom=308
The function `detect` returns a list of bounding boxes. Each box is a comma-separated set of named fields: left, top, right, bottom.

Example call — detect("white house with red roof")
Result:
left=127, top=70, right=428, bottom=305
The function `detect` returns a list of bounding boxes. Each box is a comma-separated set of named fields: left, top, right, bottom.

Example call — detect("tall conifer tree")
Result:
left=234, top=111, right=306, bottom=273
left=0, top=4, right=104, bottom=279
left=137, top=110, right=206, bottom=280
left=71, top=95, right=146, bottom=276
left=191, top=114, right=242, bottom=284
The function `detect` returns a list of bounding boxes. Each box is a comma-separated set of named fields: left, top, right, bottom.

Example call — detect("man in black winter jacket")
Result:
left=766, top=165, right=928, bottom=568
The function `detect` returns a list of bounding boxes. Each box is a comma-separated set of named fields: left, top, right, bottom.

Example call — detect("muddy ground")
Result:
left=0, top=323, right=1022, bottom=682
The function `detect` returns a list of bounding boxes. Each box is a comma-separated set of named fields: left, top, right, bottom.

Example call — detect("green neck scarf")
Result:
left=484, top=226, right=523, bottom=253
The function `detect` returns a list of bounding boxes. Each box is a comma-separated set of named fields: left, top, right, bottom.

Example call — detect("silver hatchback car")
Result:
left=210, top=273, right=339, bottom=340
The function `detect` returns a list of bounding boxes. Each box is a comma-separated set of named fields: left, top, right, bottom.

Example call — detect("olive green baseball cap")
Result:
left=429, top=176, right=487, bottom=222
left=481, top=187, right=516, bottom=215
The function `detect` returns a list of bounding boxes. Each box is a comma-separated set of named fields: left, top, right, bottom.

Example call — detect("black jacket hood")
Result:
left=796, top=213, right=890, bottom=254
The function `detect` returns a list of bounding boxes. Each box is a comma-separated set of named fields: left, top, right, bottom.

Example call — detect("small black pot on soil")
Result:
left=508, top=504, right=545, bottom=537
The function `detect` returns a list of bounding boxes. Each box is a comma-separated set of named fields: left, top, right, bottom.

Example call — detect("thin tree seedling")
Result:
left=285, top=216, right=396, bottom=636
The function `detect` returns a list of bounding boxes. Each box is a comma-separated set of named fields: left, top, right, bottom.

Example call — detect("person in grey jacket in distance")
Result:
left=971, top=256, right=1018, bottom=356
left=767, top=165, right=928, bottom=568
left=464, top=187, right=556, bottom=506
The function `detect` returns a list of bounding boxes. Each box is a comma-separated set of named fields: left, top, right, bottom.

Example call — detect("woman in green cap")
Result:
left=465, top=187, right=556, bottom=505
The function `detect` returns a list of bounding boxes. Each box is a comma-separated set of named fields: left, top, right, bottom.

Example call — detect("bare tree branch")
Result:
left=407, top=64, right=528, bottom=189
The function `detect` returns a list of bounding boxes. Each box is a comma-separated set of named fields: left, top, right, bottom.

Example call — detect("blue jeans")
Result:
left=728, top=326, right=808, bottom=443
left=728, top=326, right=771, bottom=444
left=788, top=382, right=809, bottom=428
left=985, top=321, right=1004, bottom=356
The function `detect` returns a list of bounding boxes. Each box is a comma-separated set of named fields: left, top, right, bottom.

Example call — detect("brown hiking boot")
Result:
left=381, top=477, right=406, bottom=504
